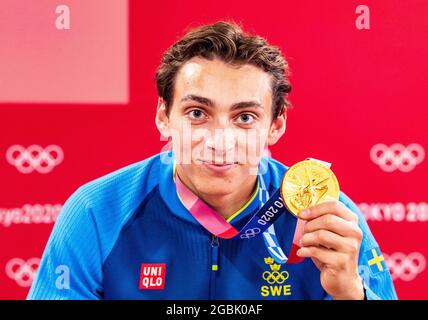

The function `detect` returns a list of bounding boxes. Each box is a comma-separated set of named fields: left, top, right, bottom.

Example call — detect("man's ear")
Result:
left=155, top=97, right=170, bottom=139
left=267, top=111, right=287, bottom=146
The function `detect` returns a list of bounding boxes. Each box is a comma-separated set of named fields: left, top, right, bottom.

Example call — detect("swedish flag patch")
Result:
left=365, top=247, right=387, bottom=275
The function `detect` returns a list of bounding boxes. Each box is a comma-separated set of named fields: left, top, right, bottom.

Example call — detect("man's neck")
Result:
left=201, top=182, right=258, bottom=220
left=176, top=168, right=258, bottom=220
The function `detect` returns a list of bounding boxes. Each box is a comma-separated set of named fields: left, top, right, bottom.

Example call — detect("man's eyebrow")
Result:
left=230, top=101, right=263, bottom=110
left=180, top=94, right=214, bottom=107
left=180, top=94, right=263, bottom=110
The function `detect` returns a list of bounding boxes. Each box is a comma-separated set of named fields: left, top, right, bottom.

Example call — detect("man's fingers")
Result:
left=299, top=201, right=358, bottom=222
left=297, top=246, right=346, bottom=269
left=300, top=230, right=360, bottom=253
left=303, top=214, right=363, bottom=239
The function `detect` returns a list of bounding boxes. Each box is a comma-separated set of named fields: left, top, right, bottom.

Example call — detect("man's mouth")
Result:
left=198, top=160, right=239, bottom=174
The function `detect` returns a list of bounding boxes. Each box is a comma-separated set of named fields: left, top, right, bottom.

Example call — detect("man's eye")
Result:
left=188, top=109, right=205, bottom=119
left=237, top=113, right=255, bottom=123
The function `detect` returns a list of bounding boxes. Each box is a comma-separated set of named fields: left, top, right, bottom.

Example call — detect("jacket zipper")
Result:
left=210, top=234, right=219, bottom=299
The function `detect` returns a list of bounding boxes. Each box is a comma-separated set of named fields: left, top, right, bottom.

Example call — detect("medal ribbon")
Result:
left=175, top=171, right=305, bottom=263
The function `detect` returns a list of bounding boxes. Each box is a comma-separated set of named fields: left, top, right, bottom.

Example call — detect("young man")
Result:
left=28, top=21, right=397, bottom=300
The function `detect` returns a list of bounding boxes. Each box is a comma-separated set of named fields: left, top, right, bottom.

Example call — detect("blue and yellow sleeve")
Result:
left=340, top=191, right=398, bottom=300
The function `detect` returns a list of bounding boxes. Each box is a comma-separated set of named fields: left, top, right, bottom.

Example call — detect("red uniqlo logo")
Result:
left=139, top=263, right=166, bottom=290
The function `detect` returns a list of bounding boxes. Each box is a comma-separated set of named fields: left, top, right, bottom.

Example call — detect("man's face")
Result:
left=156, top=57, right=286, bottom=197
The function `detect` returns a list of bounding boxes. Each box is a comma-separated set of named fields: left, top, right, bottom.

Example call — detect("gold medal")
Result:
left=280, top=159, right=340, bottom=217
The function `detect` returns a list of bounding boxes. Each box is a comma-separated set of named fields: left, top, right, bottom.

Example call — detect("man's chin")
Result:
left=194, top=186, right=236, bottom=197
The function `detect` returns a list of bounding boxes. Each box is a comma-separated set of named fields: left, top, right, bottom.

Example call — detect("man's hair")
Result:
left=156, top=21, right=292, bottom=119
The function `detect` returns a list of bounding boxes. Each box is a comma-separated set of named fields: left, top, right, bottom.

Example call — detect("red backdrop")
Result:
left=1, top=0, right=427, bottom=299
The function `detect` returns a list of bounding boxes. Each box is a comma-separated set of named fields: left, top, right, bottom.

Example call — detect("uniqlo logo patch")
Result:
left=139, top=263, right=166, bottom=290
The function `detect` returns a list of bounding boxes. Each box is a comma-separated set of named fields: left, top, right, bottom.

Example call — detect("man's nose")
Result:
left=206, top=128, right=236, bottom=156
